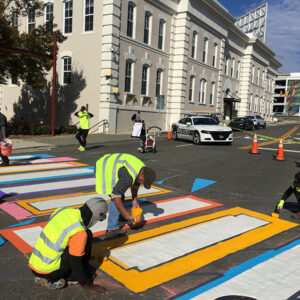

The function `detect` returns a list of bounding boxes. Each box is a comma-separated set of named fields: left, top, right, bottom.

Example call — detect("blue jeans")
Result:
left=107, top=198, right=122, bottom=231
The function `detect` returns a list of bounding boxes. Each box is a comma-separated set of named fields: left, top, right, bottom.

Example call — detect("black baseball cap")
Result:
left=294, top=172, right=300, bottom=187
left=143, top=167, right=156, bottom=189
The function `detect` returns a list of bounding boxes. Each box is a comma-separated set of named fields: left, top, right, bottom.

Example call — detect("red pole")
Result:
left=51, top=34, right=57, bottom=136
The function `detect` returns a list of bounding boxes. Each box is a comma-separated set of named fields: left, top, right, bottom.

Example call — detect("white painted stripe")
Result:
left=176, top=144, right=193, bottom=147
left=259, top=147, right=300, bottom=153
left=30, top=186, right=165, bottom=210
left=111, top=214, right=268, bottom=271
left=194, top=244, right=300, bottom=300
left=0, top=162, right=79, bottom=173
left=1, top=178, right=95, bottom=195
left=14, top=197, right=213, bottom=249
left=0, top=167, right=94, bottom=183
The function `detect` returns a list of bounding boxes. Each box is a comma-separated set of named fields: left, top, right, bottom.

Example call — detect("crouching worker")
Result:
left=29, top=197, right=108, bottom=295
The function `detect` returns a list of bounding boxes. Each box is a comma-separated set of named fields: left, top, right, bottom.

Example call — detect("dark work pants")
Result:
left=31, top=229, right=93, bottom=283
left=0, top=152, right=9, bottom=165
left=75, top=129, right=89, bottom=148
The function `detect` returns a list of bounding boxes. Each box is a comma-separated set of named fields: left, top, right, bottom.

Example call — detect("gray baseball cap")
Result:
left=85, top=197, right=107, bottom=228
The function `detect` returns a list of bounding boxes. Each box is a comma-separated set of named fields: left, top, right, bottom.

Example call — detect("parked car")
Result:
left=229, top=117, right=254, bottom=131
left=245, top=115, right=266, bottom=129
left=171, top=116, right=233, bottom=145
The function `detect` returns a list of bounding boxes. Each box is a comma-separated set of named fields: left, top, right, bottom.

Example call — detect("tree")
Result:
left=0, top=0, right=66, bottom=87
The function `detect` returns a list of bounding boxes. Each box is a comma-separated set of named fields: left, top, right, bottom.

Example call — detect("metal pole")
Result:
left=51, top=34, right=57, bottom=136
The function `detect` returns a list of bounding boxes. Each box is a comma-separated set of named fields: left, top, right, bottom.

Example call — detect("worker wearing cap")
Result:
left=95, top=153, right=156, bottom=238
left=74, top=106, right=93, bottom=151
left=276, top=172, right=300, bottom=218
left=29, top=198, right=108, bottom=295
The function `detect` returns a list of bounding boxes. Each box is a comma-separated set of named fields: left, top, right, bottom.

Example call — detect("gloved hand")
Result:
left=276, top=199, right=285, bottom=211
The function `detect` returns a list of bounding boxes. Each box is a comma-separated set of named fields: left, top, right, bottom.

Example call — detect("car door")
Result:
left=176, top=118, right=187, bottom=139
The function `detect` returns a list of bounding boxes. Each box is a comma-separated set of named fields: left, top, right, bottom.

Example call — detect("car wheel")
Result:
left=172, top=128, right=178, bottom=141
left=193, top=131, right=201, bottom=145
left=153, top=145, right=157, bottom=153
left=251, top=124, right=254, bottom=130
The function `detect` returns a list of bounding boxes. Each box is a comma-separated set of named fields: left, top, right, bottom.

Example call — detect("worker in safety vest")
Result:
left=96, top=153, right=156, bottom=238
left=75, top=106, right=93, bottom=151
left=275, top=172, right=300, bottom=218
left=29, top=197, right=108, bottom=294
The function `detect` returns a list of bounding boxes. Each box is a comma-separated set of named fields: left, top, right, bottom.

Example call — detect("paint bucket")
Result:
left=131, top=207, right=143, bottom=223
left=0, top=139, right=12, bottom=156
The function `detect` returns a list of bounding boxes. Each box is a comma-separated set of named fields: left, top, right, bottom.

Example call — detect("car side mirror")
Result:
left=186, top=122, right=192, bottom=126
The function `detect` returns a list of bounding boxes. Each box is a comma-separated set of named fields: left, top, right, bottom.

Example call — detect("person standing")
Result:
left=75, top=106, right=93, bottom=151
left=95, top=153, right=156, bottom=238
left=0, top=108, right=9, bottom=166
left=29, top=197, right=108, bottom=294
left=275, top=172, right=300, bottom=218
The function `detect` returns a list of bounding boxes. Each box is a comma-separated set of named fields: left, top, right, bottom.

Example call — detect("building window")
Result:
left=12, top=11, right=18, bottom=27
left=64, top=1, right=73, bottom=34
left=225, top=57, right=229, bottom=75
left=202, top=38, right=208, bottom=63
left=236, top=61, right=240, bottom=79
left=84, top=0, right=94, bottom=32
left=188, top=76, right=195, bottom=102
left=63, top=57, right=72, bottom=85
left=254, top=95, right=258, bottom=112
left=249, top=94, right=253, bottom=111
left=210, top=82, right=215, bottom=105
left=199, top=79, right=206, bottom=104
left=212, top=43, right=218, bottom=67
left=125, top=60, right=132, bottom=93
left=141, top=65, right=149, bottom=95
left=127, top=2, right=135, bottom=38
left=156, top=70, right=162, bottom=97
left=231, top=58, right=235, bottom=77
left=158, top=19, right=165, bottom=50
left=144, top=12, right=151, bottom=44
left=257, top=68, right=260, bottom=85
left=27, top=8, right=35, bottom=32
left=45, top=3, right=53, bottom=29
left=251, top=65, right=255, bottom=83
left=191, top=31, right=197, bottom=59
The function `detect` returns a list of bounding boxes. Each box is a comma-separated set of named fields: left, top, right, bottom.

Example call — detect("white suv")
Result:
left=246, top=115, right=266, bottom=129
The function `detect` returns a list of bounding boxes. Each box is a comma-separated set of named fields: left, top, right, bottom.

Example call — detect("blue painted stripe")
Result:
left=155, top=180, right=164, bottom=185
left=0, top=166, right=94, bottom=185
left=176, top=239, right=300, bottom=299
left=0, top=154, right=55, bottom=161
left=5, top=218, right=37, bottom=228
left=191, top=178, right=215, bottom=193
left=0, top=236, right=6, bottom=246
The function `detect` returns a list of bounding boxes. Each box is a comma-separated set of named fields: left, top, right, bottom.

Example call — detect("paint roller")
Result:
left=271, top=200, right=284, bottom=218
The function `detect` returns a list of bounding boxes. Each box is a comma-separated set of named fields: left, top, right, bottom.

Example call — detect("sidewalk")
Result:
left=11, top=133, right=139, bottom=151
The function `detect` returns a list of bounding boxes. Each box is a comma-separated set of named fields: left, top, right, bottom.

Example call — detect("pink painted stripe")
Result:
left=29, top=157, right=77, bottom=164
left=0, top=202, right=34, bottom=220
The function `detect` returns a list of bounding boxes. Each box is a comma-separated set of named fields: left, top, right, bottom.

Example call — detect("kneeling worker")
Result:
left=29, top=197, right=108, bottom=294
left=96, top=153, right=156, bottom=238
left=275, top=172, right=300, bottom=218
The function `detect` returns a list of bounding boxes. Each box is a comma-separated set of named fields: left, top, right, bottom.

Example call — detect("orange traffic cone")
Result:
left=274, top=137, right=285, bottom=161
left=167, top=125, right=172, bottom=140
left=249, top=132, right=259, bottom=154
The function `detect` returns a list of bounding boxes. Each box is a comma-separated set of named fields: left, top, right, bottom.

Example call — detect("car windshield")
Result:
left=233, top=118, right=245, bottom=122
left=193, top=118, right=218, bottom=125
left=248, top=116, right=254, bottom=119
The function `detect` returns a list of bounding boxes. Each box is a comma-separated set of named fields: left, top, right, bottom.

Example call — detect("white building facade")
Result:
left=1, top=0, right=281, bottom=133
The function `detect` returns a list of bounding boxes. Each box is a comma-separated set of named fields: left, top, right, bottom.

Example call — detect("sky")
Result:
left=217, top=0, right=300, bottom=74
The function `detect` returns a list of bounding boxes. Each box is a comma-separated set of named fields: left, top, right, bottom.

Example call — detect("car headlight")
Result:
left=201, top=130, right=211, bottom=134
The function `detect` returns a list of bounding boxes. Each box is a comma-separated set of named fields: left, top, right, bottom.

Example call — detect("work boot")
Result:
left=47, top=278, right=66, bottom=290
left=79, top=146, right=86, bottom=151
left=292, top=212, right=300, bottom=219
left=105, top=228, right=127, bottom=238
left=34, top=277, right=49, bottom=287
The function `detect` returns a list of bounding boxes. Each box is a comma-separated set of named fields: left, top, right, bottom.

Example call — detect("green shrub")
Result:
left=34, top=125, right=51, bottom=135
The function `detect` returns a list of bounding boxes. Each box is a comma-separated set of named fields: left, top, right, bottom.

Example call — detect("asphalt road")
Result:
left=1, top=122, right=300, bottom=300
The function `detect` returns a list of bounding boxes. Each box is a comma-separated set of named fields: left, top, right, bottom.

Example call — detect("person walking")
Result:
left=95, top=153, right=156, bottom=238
left=29, top=197, right=108, bottom=295
left=75, top=106, right=93, bottom=151
left=0, top=108, right=9, bottom=166
left=275, top=172, right=300, bottom=218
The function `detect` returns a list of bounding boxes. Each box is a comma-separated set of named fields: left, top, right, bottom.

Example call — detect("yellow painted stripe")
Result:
left=92, top=207, right=298, bottom=293
left=240, top=125, right=299, bottom=149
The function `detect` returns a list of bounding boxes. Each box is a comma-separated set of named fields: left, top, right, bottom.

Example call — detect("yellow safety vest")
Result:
left=95, top=153, right=145, bottom=195
left=29, top=208, right=85, bottom=273
left=77, top=110, right=91, bottom=130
